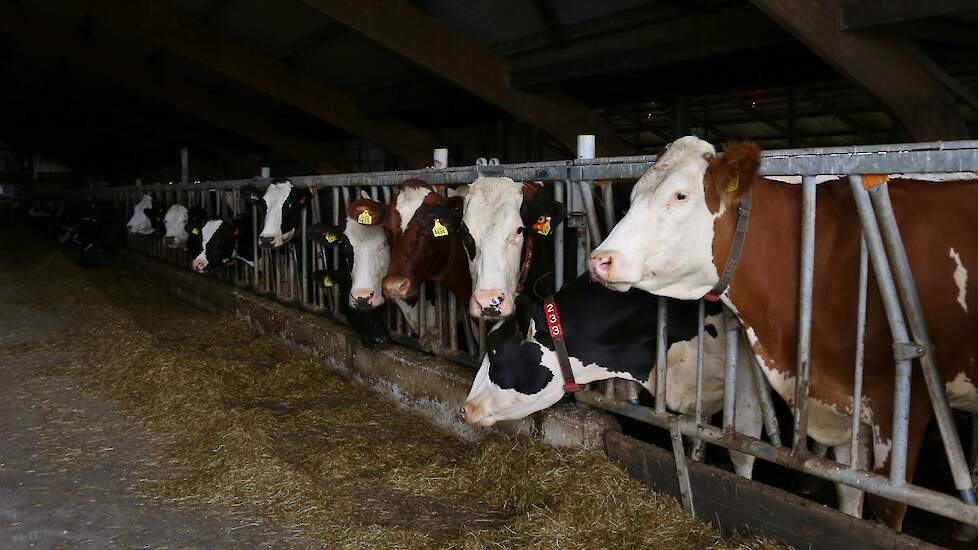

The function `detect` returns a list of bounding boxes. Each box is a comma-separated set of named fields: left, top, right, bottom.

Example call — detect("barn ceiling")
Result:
left=1, top=0, right=977, bottom=186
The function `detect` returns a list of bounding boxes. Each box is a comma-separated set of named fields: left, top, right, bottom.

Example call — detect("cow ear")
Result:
left=307, top=223, right=345, bottom=248
left=348, top=199, right=386, bottom=226
left=241, top=185, right=266, bottom=209
left=521, top=197, right=565, bottom=238
left=415, top=204, right=463, bottom=239
left=705, top=142, right=760, bottom=212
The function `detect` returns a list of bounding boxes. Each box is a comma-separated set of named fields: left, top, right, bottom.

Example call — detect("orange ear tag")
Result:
left=532, top=216, right=552, bottom=236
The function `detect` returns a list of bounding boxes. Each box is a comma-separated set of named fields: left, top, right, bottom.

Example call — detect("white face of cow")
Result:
left=461, top=321, right=566, bottom=426
left=344, top=219, right=389, bottom=308
left=163, top=204, right=189, bottom=248
left=259, top=182, right=296, bottom=248
left=191, top=220, right=223, bottom=273
left=591, top=136, right=721, bottom=300
left=463, top=177, right=525, bottom=318
left=126, top=194, right=155, bottom=235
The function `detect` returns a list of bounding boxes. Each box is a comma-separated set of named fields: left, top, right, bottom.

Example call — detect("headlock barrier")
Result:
left=94, top=137, right=978, bottom=533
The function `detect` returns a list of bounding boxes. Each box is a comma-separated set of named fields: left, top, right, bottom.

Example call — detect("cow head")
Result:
left=161, top=204, right=189, bottom=248
left=590, top=136, right=760, bottom=300
left=191, top=219, right=240, bottom=273
left=126, top=194, right=156, bottom=235
left=459, top=318, right=563, bottom=426
left=382, top=181, right=465, bottom=300
left=256, top=180, right=310, bottom=249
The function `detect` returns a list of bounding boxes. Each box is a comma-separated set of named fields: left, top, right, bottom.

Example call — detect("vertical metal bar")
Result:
left=752, top=354, right=783, bottom=447
left=251, top=204, right=259, bottom=289
left=722, top=307, right=738, bottom=433
left=436, top=283, right=446, bottom=346
left=849, top=236, right=869, bottom=469
left=576, top=135, right=603, bottom=244
left=461, top=303, right=476, bottom=357
left=418, top=284, right=427, bottom=342
left=601, top=180, right=616, bottom=232
left=868, top=182, right=975, bottom=501
left=448, top=293, right=458, bottom=352
left=301, top=206, right=308, bottom=305
left=180, top=147, right=189, bottom=185
left=553, top=180, right=565, bottom=290
left=690, top=299, right=707, bottom=460
left=848, top=175, right=912, bottom=485
left=654, top=297, right=668, bottom=413
left=670, top=416, right=696, bottom=517
left=793, top=175, right=817, bottom=453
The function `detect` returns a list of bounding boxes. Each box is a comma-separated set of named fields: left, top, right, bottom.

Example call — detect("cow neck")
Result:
left=720, top=179, right=802, bottom=390
left=542, top=297, right=581, bottom=393
left=705, top=190, right=752, bottom=301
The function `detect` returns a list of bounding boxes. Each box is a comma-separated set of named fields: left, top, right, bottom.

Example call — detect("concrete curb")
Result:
left=126, top=252, right=620, bottom=449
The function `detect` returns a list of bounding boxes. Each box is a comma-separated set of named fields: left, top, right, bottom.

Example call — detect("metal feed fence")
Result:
left=99, top=137, right=978, bottom=528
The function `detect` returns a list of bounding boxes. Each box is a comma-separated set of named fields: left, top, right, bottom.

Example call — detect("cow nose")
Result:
left=164, top=236, right=176, bottom=245
left=382, top=276, right=416, bottom=300
left=350, top=289, right=378, bottom=309
left=471, top=290, right=509, bottom=318
left=590, top=252, right=614, bottom=282
left=259, top=236, right=276, bottom=248
left=192, top=259, right=207, bottom=272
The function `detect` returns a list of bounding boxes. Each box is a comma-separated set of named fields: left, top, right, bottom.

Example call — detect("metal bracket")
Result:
left=893, top=342, right=927, bottom=362
left=669, top=416, right=696, bottom=517
left=565, top=211, right=587, bottom=228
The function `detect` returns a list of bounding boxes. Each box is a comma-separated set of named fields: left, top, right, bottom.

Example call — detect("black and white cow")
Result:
left=460, top=273, right=762, bottom=478
left=190, top=212, right=257, bottom=273
left=126, top=194, right=157, bottom=235
left=253, top=179, right=311, bottom=249
left=160, top=204, right=206, bottom=249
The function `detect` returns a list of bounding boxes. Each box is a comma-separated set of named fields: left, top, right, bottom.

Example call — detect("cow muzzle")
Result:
left=350, top=289, right=381, bottom=309
left=192, top=258, right=209, bottom=273
left=589, top=251, right=618, bottom=283
left=164, top=236, right=177, bottom=247
left=259, top=236, right=277, bottom=248
left=382, top=276, right=417, bottom=300
left=470, top=290, right=512, bottom=318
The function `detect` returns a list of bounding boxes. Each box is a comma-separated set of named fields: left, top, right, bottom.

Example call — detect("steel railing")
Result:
left=98, top=137, right=978, bottom=528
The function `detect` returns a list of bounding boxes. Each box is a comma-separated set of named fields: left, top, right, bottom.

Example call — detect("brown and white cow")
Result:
left=590, top=135, right=978, bottom=528
left=382, top=180, right=472, bottom=305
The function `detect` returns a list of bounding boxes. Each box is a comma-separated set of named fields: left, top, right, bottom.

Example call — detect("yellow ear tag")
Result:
left=532, top=215, right=552, bottom=236
left=322, top=275, right=333, bottom=287
left=725, top=174, right=740, bottom=193
left=191, top=228, right=200, bottom=235
left=357, top=210, right=373, bottom=225
left=526, top=320, right=535, bottom=341
left=324, top=231, right=337, bottom=243
left=432, top=218, right=449, bottom=238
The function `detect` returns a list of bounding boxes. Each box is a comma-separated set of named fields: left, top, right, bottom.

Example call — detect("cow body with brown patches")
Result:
left=591, top=136, right=978, bottom=529
left=382, top=179, right=472, bottom=305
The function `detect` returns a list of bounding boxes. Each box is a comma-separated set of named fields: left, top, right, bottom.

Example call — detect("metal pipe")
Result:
left=690, top=299, right=706, bottom=460
left=849, top=236, right=868, bottom=469
left=601, top=181, right=616, bottom=233
left=722, top=308, right=738, bottom=433
left=793, top=175, right=817, bottom=452
left=669, top=416, right=696, bottom=517
left=848, top=175, right=913, bottom=485
left=576, top=135, right=603, bottom=245
left=752, top=354, right=782, bottom=447
left=554, top=180, right=565, bottom=290
left=300, top=207, right=308, bottom=305
left=869, top=182, right=975, bottom=501
left=180, top=147, right=189, bottom=185
left=575, top=390, right=978, bottom=527
left=654, top=297, right=668, bottom=413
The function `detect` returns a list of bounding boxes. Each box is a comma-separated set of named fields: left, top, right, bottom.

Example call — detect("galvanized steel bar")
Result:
left=669, top=416, right=696, bottom=517
left=690, top=299, right=707, bottom=460
left=553, top=180, right=565, bottom=290
left=654, top=297, right=668, bottom=413
left=752, top=354, right=782, bottom=447
left=575, top=390, right=978, bottom=527
left=850, top=236, right=868, bottom=469
left=848, top=175, right=913, bottom=485
left=180, top=147, right=189, bottom=185
left=722, top=308, right=738, bottom=433
left=869, top=182, right=976, bottom=502
left=793, top=175, right=817, bottom=452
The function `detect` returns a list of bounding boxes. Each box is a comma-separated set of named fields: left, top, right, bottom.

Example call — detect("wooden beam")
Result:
left=750, top=0, right=968, bottom=141
left=0, top=4, right=346, bottom=175
left=77, top=0, right=438, bottom=168
left=531, top=0, right=568, bottom=49
left=296, top=0, right=627, bottom=156
left=839, top=0, right=978, bottom=31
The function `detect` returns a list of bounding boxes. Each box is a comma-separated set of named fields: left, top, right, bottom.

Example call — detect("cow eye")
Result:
left=490, top=348, right=497, bottom=356
left=673, top=191, right=688, bottom=202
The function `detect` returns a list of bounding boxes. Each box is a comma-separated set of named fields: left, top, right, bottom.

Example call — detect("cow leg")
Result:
left=833, top=427, right=871, bottom=518
left=731, top=337, right=762, bottom=479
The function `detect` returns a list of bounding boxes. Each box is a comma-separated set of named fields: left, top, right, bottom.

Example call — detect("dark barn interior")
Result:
left=4, top=2, right=978, bottom=549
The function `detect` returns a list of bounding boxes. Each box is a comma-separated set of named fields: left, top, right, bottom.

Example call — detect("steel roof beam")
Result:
left=751, top=0, right=968, bottom=141
left=297, top=0, right=627, bottom=156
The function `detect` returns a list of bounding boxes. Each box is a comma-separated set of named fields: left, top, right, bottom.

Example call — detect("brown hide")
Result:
left=709, top=151, right=978, bottom=530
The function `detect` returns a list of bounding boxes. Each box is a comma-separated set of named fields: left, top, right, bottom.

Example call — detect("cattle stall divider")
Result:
left=103, top=139, right=978, bottom=529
